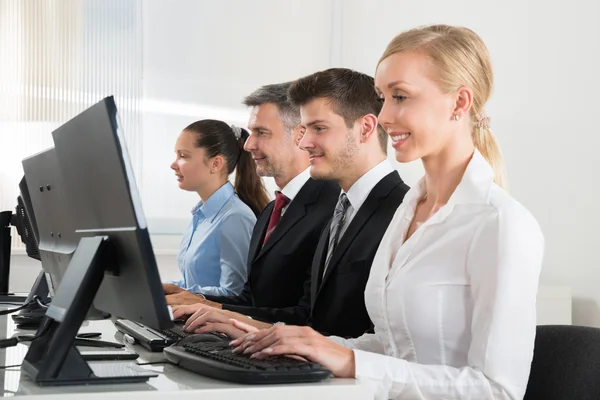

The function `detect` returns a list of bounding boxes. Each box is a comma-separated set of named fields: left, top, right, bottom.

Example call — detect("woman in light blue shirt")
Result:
left=164, top=119, right=270, bottom=297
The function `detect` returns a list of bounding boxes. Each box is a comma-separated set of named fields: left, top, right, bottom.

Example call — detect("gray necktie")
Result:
left=323, top=193, right=351, bottom=276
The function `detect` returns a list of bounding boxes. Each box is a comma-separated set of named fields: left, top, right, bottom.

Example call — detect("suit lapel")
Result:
left=255, top=179, right=321, bottom=260
left=249, top=202, right=273, bottom=264
left=318, top=171, right=401, bottom=291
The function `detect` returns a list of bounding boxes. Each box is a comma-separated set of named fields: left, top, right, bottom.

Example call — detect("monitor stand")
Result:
left=21, top=236, right=156, bottom=386
left=11, top=272, right=50, bottom=328
left=0, top=211, right=33, bottom=303
left=1, top=211, right=109, bottom=329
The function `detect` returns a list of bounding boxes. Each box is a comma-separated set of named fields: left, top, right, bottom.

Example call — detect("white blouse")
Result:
left=329, top=150, right=544, bottom=400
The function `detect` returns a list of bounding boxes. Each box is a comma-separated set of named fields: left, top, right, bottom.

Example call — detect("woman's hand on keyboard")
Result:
left=230, top=324, right=356, bottom=378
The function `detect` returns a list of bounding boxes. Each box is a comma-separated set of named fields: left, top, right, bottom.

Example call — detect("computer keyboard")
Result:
left=161, top=324, right=192, bottom=341
left=163, top=340, right=331, bottom=384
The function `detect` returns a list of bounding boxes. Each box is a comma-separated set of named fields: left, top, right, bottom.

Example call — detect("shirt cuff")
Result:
left=353, top=349, right=400, bottom=400
left=354, top=349, right=409, bottom=385
left=354, top=349, right=384, bottom=380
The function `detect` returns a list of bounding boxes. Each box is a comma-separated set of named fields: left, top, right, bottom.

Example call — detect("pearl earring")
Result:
left=452, top=115, right=459, bottom=121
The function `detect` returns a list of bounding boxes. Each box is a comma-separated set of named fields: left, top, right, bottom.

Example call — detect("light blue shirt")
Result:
left=171, top=182, right=256, bottom=296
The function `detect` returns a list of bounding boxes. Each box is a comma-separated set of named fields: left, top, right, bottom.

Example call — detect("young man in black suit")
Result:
left=174, top=68, right=409, bottom=339
left=165, top=82, right=339, bottom=310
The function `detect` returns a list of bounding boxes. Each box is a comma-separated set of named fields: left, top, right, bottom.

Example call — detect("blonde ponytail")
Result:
left=472, top=112, right=507, bottom=188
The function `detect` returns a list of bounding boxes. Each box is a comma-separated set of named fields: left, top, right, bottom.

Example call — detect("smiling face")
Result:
left=298, top=97, right=359, bottom=182
left=244, top=103, right=295, bottom=180
left=375, top=50, right=459, bottom=163
left=170, top=130, right=213, bottom=192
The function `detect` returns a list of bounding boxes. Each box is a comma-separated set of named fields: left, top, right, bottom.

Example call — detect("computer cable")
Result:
left=34, top=296, right=49, bottom=309
left=0, top=300, right=35, bottom=316
left=0, top=295, right=49, bottom=316
left=0, top=317, right=51, bottom=349
left=0, top=364, right=21, bottom=370
left=135, top=361, right=169, bottom=366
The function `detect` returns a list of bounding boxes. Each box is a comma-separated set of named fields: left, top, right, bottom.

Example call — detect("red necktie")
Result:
left=262, top=192, right=290, bottom=246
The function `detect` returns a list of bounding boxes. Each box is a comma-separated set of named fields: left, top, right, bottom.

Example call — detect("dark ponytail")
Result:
left=233, top=128, right=270, bottom=216
left=184, top=119, right=270, bottom=216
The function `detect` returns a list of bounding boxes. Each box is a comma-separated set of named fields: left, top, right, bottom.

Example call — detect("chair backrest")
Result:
left=524, top=325, right=600, bottom=400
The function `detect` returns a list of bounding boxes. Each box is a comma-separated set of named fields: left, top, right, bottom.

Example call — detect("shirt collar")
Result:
left=343, top=159, right=395, bottom=211
left=280, top=167, right=311, bottom=202
left=191, top=182, right=235, bottom=220
left=403, top=149, right=495, bottom=210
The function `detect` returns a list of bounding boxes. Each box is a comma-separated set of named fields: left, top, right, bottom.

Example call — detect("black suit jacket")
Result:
left=205, top=178, right=339, bottom=311
left=232, top=171, right=409, bottom=338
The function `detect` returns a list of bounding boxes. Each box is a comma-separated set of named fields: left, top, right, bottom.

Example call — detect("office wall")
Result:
left=139, top=0, right=336, bottom=233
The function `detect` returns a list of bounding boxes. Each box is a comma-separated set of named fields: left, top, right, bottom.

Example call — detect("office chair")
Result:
left=524, top=325, right=600, bottom=400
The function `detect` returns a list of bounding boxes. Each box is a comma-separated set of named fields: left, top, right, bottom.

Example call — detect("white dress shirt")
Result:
left=329, top=150, right=545, bottom=400
left=279, top=167, right=311, bottom=216
left=339, top=159, right=394, bottom=239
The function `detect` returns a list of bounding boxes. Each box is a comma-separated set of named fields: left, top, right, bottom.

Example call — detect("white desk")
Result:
left=0, top=312, right=373, bottom=399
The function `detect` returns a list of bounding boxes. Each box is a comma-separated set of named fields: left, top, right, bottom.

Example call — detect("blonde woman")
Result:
left=226, top=25, right=544, bottom=399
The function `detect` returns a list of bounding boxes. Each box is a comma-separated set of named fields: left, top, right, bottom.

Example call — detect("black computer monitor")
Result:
left=21, top=149, right=80, bottom=292
left=21, top=97, right=172, bottom=386
left=15, top=176, right=41, bottom=261
left=18, top=149, right=105, bottom=323
left=0, top=176, right=45, bottom=302
left=13, top=176, right=50, bottom=310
